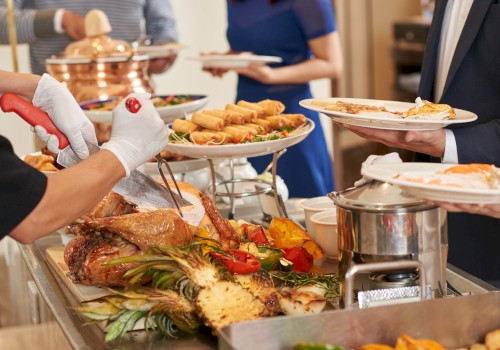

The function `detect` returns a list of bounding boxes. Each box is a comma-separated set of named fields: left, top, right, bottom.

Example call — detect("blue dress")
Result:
left=227, top=0, right=336, bottom=198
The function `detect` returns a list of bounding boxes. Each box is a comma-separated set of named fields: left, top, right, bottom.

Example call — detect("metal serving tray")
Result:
left=218, top=292, right=500, bottom=350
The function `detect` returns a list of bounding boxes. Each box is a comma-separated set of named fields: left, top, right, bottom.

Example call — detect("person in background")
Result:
left=0, top=0, right=178, bottom=74
left=0, top=70, right=168, bottom=243
left=205, top=0, right=343, bottom=198
left=338, top=0, right=500, bottom=287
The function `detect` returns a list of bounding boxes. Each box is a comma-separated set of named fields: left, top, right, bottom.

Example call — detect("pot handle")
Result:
left=343, top=260, right=427, bottom=309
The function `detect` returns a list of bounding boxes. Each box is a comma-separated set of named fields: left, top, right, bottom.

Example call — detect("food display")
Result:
left=58, top=180, right=340, bottom=342
left=169, top=99, right=309, bottom=145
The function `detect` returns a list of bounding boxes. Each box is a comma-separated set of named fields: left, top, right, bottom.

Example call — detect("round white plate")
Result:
left=163, top=119, right=315, bottom=159
left=80, top=95, right=209, bottom=124
left=362, top=162, right=500, bottom=203
left=299, top=98, right=478, bottom=131
left=187, top=54, right=282, bottom=68
left=136, top=43, right=185, bottom=59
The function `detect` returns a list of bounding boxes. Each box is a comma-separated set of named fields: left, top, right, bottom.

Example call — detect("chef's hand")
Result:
left=61, top=10, right=86, bottom=40
left=339, top=124, right=446, bottom=158
left=354, top=152, right=403, bottom=187
left=32, top=74, right=97, bottom=159
left=148, top=54, right=177, bottom=74
left=101, top=93, right=168, bottom=176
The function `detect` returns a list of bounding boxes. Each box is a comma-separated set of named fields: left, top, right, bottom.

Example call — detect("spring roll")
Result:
left=213, top=131, right=233, bottom=144
left=257, top=99, right=285, bottom=116
left=264, top=116, right=284, bottom=130
left=189, top=130, right=222, bottom=144
left=281, top=113, right=307, bottom=128
left=202, top=110, right=231, bottom=125
left=255, top=118, right=272, bottom=132
left=172, top=119, right=200, bottom=134
left=225, top=110, right=246, bottom=125
left=237, top=100, right=265, bottom=117
left=223, top=126, right=252, bottom=142
left=192, top=112, right=225, bottom=131
left=243, top=123, right=262, bottom=133
left=233, top=124, right=258, bottom=136
left=225, top=104, right=257, bottom=123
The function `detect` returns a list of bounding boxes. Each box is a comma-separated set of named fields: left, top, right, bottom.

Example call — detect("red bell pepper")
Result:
left=282, top=246, right=313, bottom=273
left=246, top=225, right=270, bottom=245
left=211, top=250, right=261, bottom=274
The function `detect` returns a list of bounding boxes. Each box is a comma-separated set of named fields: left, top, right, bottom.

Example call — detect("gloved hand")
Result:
left=354, top=152, right=403, bottom=187
left=101, top=93, right=168, bottom=176
left=32, top=73, right=97, bottom=159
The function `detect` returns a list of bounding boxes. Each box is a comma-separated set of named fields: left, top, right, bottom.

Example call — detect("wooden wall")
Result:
left=331, top=0, right=422, bottom=190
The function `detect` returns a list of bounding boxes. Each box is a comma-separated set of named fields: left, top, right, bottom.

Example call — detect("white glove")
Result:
left=32, top=74, right=97, bottom=159
left=101, top=93, right=168, bottom=176
left=354, top=152, right=403, bottom=187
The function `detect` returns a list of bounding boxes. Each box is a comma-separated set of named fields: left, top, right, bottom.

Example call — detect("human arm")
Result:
left=9, top=93, right=168, bottom=243
left=231, top=31, right=343, bottom=85
left=143, top=0, right=179, bottom=74
left=434, top=202, right=500, bottom=219
left=0, top=2, right=83, bottom=43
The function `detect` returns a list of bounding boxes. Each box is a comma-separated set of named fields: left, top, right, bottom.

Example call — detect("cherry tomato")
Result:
left=125, top=97, right=142, bottom=113
left=282, top=246, right=313, bottom=273
left=211, top=250, right=261, bottom=274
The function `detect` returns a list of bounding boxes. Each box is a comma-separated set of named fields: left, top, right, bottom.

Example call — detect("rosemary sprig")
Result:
left=270, top=271, right=340, bottom=301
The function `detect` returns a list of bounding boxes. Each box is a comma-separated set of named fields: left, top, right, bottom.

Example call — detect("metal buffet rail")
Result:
left=19, top=207, right=498, bottom=349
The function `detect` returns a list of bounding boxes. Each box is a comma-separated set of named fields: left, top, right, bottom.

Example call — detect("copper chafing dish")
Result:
left=45, top=9, right=154, bottom=103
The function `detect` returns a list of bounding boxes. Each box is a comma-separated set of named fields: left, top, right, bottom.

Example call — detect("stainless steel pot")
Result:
left=328, top=181, right=448, bottom=306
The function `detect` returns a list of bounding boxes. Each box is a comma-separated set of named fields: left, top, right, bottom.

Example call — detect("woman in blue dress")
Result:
left=221, top=0, right=343, bottom=198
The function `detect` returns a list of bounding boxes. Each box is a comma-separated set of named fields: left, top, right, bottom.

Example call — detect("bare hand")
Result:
left=61, top=10, right=85, bottom=40
left=435, top=202, right=500, bottom=219
left=148, top=54, right=177, bottom=74
left=340, top=123, right=446, bottom=158
left=232, top=63, right=275, bottom=84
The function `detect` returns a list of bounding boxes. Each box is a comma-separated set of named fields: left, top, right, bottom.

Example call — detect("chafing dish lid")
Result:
left=329, top=180, right=436, bottom=211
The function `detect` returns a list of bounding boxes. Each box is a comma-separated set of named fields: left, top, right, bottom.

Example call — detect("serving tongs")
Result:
left=155, top=154, right=187, bottom=217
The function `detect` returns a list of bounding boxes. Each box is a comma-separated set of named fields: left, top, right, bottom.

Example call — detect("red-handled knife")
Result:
left=0, top=93, right=192, bottom=210
left=0, top=93, right=70, bottom=149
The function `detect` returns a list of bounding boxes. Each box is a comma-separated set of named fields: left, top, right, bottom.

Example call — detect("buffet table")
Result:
left=18, top=202, right=498, bottom=349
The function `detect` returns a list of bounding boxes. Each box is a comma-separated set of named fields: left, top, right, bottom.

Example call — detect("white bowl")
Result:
left=300, top=196, right=336, bottom=239
left=310, top=209, right=338, bottom=259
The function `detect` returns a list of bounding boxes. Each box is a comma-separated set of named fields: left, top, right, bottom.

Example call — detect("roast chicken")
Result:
left=64, top=186, right=195, bottom=287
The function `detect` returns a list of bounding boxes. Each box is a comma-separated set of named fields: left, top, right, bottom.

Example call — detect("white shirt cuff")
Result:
left=442, top=129, right=459, bottom=164
left=54, top=9, right=65, bottom=34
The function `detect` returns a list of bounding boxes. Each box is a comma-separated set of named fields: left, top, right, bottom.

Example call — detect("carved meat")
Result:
left=85, top=210, right=193, bottom=252
left=84, top=191, right=137, bottom=219
left=64, top=233, right=140, bottom=286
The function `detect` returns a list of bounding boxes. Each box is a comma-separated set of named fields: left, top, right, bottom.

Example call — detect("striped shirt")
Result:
left=0, top=0, right=178, bottom=75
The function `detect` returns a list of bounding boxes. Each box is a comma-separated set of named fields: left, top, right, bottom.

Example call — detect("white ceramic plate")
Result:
left=187, top=54, right=282, bottom=68
left=163, top=118, right=315, bottom=159
left=299, top=98, right=478, bottom=131
left=80, top=95, right=209, bottom=124
left=362, top=162, right=500, bottom=203
left=136, top=43, right=185, bottom=59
